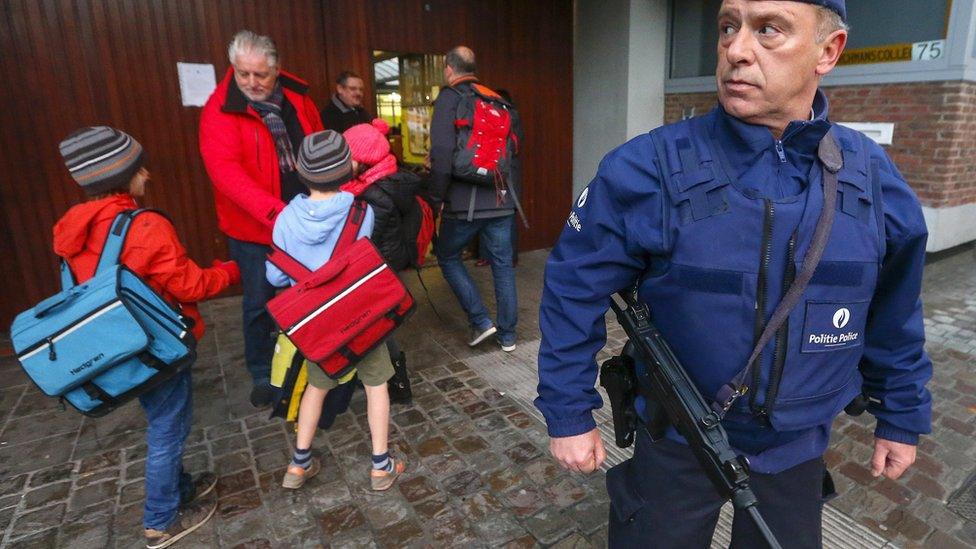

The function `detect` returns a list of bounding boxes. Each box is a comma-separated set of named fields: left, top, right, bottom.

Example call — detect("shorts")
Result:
left=306, top=345, right=393, bottom=390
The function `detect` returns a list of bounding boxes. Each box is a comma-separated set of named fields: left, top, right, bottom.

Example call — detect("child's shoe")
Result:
left=370, top=456, right=406, bottom=491
left=282, top=457, right=320, bottom=489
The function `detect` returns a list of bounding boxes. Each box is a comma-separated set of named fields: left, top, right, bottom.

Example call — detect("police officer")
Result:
left=536, top=1, right=932, bottom=547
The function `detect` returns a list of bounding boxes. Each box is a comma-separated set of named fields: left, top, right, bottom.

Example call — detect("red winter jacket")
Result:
left=53, top=194, right=232, bottom=340
left=199, top=68, right=324, bottom=244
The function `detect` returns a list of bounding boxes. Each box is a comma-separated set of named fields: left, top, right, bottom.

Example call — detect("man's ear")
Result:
left=816, top=31, right=848, bottom=76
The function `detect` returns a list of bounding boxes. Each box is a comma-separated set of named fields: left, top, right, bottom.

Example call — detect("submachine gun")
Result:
left=600, top=290, right=783, bottom=549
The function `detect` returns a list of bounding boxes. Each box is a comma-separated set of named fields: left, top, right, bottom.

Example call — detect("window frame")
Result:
left=665, top=0, right=976, bottom=93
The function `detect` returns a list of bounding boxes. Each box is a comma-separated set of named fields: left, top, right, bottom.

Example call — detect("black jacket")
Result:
left=320, top=94, right=372, bottom=133
left=362, top=170, right=428, bottom=271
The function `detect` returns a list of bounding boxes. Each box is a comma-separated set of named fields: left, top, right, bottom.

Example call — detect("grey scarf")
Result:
left=249, top=83, right=296, bottom=173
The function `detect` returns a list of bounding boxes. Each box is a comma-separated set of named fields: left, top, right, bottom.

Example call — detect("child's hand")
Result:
left=213, top=260, right=241, bottom=286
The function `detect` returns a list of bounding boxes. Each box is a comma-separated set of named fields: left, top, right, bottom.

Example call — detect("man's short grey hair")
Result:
left=228, top=30, right=279, bottom=68
left=445, top=46, right=476, bottom=75
left=816, top=6, right=849, bottom=43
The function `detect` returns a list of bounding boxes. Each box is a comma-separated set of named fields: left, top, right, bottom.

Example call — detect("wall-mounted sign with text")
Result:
left=839, top=39, right=946, bottom=66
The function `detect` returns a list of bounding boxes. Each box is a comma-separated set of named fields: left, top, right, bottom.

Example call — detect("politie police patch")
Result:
left=567, top=186, right=588, bottom=232
left=801, top=300, right=870, bottom=353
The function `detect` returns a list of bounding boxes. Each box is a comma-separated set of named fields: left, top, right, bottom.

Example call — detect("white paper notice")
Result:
left=177, top=62, right=216, bottom=107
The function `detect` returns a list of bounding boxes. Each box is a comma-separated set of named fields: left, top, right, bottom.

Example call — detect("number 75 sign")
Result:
left=912, top=40, right=946, bottom=61
left=839, top=39, right=946, bottom=66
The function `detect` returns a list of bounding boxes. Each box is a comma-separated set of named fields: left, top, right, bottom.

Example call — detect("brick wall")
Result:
left=664, top=81, right=976, bottom=208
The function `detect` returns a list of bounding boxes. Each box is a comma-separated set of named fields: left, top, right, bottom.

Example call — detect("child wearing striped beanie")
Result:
left=265, top=130, right=407, bottom=492
left=54, top=126, right=239, bottom=548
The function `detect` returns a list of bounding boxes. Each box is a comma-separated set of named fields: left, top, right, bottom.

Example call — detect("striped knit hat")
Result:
left=59, top=126, right=145, bottom=196
left=297, top=130, right=353, bottom=187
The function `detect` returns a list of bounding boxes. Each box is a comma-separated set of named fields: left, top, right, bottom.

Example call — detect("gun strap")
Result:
left=713, top=131, right=843, bottom=417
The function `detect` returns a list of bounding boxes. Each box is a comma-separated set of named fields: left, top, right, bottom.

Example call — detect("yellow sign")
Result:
left=839, top=44, right=913, bottom=66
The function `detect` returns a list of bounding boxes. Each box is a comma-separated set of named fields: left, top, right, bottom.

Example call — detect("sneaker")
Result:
left=179, top=471, right=218, bottom=505
left=249, top=383, right=274, bottom=409
left=370, top=456, right=407, bottom=491
left=468, top=325, right=497, bottom=347
left=282, top=457, right=320, bottom=490
left=144, top=493, right=217, bottom=549
left=500, top=341, right=516, bottom=352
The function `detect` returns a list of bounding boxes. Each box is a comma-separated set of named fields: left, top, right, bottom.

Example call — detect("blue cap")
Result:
left=797, top=0, right=846, bottom=22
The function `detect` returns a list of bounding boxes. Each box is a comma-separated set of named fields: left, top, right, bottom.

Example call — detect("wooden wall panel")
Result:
left=0, top=0, right=573, bottom=327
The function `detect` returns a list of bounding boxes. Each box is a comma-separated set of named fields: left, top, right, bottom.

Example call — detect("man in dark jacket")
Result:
left=199, top=30, right=323, bottom=408
left=429, top=46, right=520, bottom=352
left=320, top=70, right=373, bottom=133
left=537, top=1, right=932, bottom=547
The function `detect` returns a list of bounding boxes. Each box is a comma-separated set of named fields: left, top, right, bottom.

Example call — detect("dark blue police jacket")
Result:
left=536, top=90, right=933, bottom=473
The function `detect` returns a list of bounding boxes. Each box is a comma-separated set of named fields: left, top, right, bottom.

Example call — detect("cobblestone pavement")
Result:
left=820, top=246, right=976, bottom=548
left=0, top=247, right=974, bottom=548
left=0, top=251, right=606, bottom=549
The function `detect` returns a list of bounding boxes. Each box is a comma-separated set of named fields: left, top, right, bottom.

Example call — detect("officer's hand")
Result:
left=870, top=438, right=916, bottom=480
left=550, top=429, right=606, bottom=474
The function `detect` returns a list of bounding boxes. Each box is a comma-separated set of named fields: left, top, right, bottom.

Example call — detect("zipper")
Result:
left=774, top=140, right=787, bottom=163
left=119, top=290, right=188, bottom=340
left=255, top=130, right=261, bottom=171
left=18, top=300, right=124, bottom=361
left=749, top=199, right=775, bottom=412
left=762, top=231, right=797, bottom=417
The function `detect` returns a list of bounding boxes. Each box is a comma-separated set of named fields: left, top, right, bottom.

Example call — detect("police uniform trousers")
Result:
left=607, top=427, right=826, bottom=548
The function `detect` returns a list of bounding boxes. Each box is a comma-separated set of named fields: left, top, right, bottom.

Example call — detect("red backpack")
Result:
left=451, top=83, right=519, bottom=187
left=265, top=200, right=415, bottom=379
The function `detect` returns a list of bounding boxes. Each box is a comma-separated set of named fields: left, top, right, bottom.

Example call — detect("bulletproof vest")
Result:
left=639, top=116, right=886, bottom=432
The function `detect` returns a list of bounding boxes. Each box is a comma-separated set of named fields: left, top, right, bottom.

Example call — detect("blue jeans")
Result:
left=478, top=215, right=518, bottom=263
left=435, top=214, right=517, bottom=344
left=140, top=369, right=194, bottom=530
left=227, top=237, right=276, bottom=386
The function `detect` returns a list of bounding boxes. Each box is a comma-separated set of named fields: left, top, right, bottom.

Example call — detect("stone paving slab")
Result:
left=0, top=247, right=974, bottom=548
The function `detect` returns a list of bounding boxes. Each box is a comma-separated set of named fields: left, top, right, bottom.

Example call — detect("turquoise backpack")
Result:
left=10, top=209, right=196, bottom=416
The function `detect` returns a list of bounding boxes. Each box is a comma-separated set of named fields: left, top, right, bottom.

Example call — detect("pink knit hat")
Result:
left=343, top=119, right=391, bottom=165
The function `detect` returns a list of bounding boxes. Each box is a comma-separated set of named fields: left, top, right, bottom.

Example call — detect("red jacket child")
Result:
left=53, top=194, right=236, bottom=340
left=56, top=126, right=238, bottom=340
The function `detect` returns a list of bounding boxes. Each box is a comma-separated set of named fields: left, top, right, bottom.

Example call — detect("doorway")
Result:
left=372, top=51, right=445, bottom=166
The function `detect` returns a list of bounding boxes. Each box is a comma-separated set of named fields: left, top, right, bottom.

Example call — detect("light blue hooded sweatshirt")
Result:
left=266, top=192, right=374, bottom=287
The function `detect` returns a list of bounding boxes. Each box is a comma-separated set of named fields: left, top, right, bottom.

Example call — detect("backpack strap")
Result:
left=265, top=200, right=369, bottom=282
left=266, top=245, right=313, bottom=281
left=334, top=199, right=368, bottom=253
left=59, top=260, right=76, bottom=291
left=93, top=208, right=162, bottom=275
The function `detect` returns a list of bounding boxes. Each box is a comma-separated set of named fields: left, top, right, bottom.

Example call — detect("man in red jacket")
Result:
left=56, top=126, right=239, bottom=548
left=199, top=30, right=324, bottom=407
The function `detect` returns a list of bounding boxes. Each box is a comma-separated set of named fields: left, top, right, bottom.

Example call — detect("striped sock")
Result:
left=291, top=448, right=312, bottom=470
left=371, top=452, right=394, bottom=473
